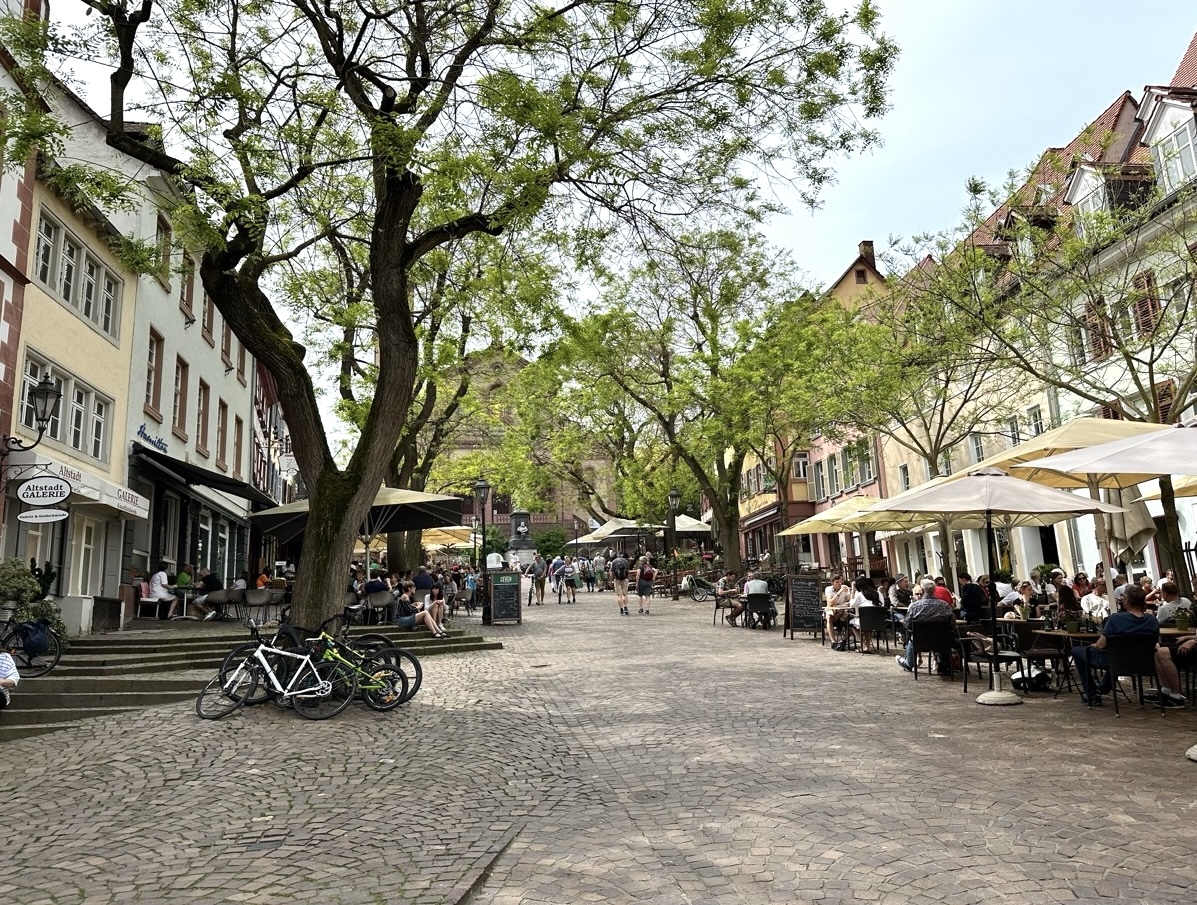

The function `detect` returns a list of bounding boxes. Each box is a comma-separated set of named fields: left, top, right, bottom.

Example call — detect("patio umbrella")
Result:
left=777, top=495, right=882, bottom=536
left=421, top=525, right=474, bottom=548
left=250, top=487, right=464, bottom=551
left=863, top=467, right=1123, bottom=706
left=672, top=514, right=712, bottom=536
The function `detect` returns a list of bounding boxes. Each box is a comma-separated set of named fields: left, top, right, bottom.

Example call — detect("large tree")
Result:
left=26, top=0, right=895, bottom=624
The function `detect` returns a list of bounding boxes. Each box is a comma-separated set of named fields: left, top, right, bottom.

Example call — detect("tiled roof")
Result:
left=1172, top=32, right=1197, bottom=87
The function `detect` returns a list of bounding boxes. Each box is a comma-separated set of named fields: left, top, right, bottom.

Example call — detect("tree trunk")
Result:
left=386, top=531, right=423, bottom=572
left=288, top=470, right=370, bottom=628
left=1158, top=476, right=1191, bottom=596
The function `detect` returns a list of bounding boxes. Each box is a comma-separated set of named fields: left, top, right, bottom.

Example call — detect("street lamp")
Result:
left=471, top=515, right=479, bottom=568
left=473, top=477, right=491, bottom=622
left=668, top=487, right=680, bottom=600
left=2, top=376, right=62, bottom=458
left=573, top=516, right=580, bottom=549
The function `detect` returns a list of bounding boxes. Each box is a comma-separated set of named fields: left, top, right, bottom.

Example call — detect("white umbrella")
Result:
left=863, top=467, right=1123, bottom=705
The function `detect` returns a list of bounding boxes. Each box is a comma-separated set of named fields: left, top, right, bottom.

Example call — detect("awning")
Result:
left=5, top=450, right=149, bottom=519
left=131, top=443, right=276, bottom=506
left=739, top=503, right=780, bottom=530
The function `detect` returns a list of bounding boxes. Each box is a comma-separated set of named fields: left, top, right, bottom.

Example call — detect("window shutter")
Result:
left=1156, top=380, right=1177, bottom=424
left=1085, top=298, right=1112, bottom=360
left=1131, top=271, right=1161, bottom=335
left=1098, top=403, right=1122, bottom=420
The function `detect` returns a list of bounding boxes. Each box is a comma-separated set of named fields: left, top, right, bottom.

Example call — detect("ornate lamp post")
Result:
left=471, top=515, right=479, bottom=568
left=473, top=477, right=491, bottom=620
left=668, top=487, right=680, bottom=600
left=2, top=376, right=63, bottom=459
left=573, top=516, right=580, bottom=549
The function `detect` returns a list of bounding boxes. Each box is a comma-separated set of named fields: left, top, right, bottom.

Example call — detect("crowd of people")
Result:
left=348, top=562, right=479, bottom=639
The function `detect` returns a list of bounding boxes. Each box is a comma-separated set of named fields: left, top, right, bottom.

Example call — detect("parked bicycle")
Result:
left=0, top=613, right=62, bottom=678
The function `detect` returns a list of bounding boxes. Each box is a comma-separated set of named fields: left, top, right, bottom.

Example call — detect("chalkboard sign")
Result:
left=489, top=572, right=522, bottom=624
left=785, top=576, right=822, bottom=639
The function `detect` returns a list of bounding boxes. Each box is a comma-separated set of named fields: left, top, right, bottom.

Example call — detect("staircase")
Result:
left=0, top=620, right=502, bottom=742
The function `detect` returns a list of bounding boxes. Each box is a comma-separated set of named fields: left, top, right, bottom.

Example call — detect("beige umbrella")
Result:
left=777, top=495, right=883, bottom=536
left=1142, top=475, right=1197, bottom=499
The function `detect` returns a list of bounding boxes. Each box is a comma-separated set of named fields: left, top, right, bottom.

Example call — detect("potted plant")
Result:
left=0, top=558, right=68, bottom=646
left=1176, top=605, right=1191, bottom=632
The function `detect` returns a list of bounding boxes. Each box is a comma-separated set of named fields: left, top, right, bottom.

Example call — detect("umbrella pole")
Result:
left=941, top=519, right=959, bottom=593
left=1088, top=477, right=1118, bottom=610
left=978, top=507, right=1022, bottom=706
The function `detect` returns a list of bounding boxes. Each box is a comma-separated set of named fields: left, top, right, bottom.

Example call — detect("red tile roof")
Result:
left=1172, top=32, right=1197, bottom=87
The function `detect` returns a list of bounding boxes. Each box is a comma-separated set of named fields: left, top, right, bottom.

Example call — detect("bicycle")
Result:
left=0, top=613, right=62, bottom=678
left=197, top=623, right=357, bottom=721
left=309, top=627, right=408, bottom=711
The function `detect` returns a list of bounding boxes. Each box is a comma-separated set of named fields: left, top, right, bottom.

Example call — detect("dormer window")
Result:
left=1072, top=185, right=1108, bottom=240
left=1152, top=119, right=1197, bottom=195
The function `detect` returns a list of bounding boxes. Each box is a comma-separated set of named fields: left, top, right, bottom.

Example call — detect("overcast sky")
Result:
left=769, top=2, right=1197, bottom=287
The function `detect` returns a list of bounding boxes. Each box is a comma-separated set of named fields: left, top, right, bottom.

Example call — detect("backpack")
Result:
left=1010, top=668, right=1052, bottom=691
left=17, top=619, right=50, bottom=657
left=611, top=558, right=629, bottom=580
left=640, top=565, right=655, bottom=581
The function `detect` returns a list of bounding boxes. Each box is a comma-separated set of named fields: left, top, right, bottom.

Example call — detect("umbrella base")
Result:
left=976, top=689, right=1024, bottom=706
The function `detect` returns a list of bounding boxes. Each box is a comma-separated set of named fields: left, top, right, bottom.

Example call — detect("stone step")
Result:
left=12, top=689, right=199, bottom=709
left=0, top=704, right=149, bottom=726
left=0, top=722, right=80, bottom=744
left=13, top=676, right=203, bottom=693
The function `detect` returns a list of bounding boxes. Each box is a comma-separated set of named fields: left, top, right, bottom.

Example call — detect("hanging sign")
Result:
left=16, top=476, right=72, bottom=506
left=18, top=508, right=69, bottom=523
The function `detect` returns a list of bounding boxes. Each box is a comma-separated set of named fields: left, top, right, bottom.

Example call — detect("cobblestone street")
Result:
left=3, top=586, right=1196, bottom=904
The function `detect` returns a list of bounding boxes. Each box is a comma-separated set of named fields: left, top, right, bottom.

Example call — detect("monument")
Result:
left=508, top=510, right=536, bottom=564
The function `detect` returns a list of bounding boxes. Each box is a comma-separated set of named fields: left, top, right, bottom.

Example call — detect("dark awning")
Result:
left=131, top=443, right=277, bottom=506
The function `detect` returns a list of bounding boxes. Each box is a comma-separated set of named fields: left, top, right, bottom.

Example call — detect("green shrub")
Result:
left=0, top=559, right=68, bottom=647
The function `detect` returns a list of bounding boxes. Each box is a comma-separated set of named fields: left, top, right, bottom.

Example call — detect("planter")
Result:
left=1177, top=616, right=1190, bottom=632
left=1064, top=619, right=1080, bottom=634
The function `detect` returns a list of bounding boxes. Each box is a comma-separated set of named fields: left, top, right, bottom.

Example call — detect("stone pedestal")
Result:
left=507, top=510, right=536, bottom=562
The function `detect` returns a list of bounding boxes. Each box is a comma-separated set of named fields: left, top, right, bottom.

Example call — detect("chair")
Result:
left=908, top=621, right=957, bottom=682
left=745, top=593, right=775, bottom=629
left=1091, top=634, right=1164, bottom=716
left=365, top=590, right=394, bottom=625
left=1007, top=621, right=1064, bottom=695
left=451, top=590, right=475, bottom=618
left=712, top=593, right=735, bottom=626
left=958, top=629, right=1024, bottom=695
left=137, top=581, right=162, bottom=619
left=855, top=606, right=890, bottom=654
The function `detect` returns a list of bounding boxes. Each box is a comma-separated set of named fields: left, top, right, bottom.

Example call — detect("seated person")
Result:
left=1153, top=581, right=1193, bottom=625
left=848, top=577, right=882, bottom=653
left=1155, top=630, right=1194, bottom=708
left=895, top=579, right=955, bottom=672
left=824, top=575, right=852, bottom=645
left=932, top=577, right=955, bottom=607
left=256, top=569, right=272, bottom=589
left=743, top=571, right=772, bottom=628
left=392, top=583, right=447, bottom=638
left=716, top=570, right=744, bottom=626
left=0, top=649, right=18, bottom=709
left=1071, top=586, right=1158, bottom=705
left=958, top=573, right=984, bottom=623
left=195, top=567, right=224, bottom=621
left=1080, top=580, right=1110, bottom=620
left=148, top=561, right=177, bottom=620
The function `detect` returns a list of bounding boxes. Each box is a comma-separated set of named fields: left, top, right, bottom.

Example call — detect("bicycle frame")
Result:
left=237, top=643, right=330, bottom=700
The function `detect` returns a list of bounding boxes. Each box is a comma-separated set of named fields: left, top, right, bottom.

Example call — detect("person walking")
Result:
left=554, top=556, right=578, bottom=604
left=610, top=552, right=631, bottom=615
left=525, top=554, right=547, bottom=605
left=635, top=556, right=655, bottom=615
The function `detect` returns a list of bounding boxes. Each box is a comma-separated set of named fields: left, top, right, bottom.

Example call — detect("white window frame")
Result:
left=1072, top=186, right=1107, bottom=240
left=32, top=211, right=123, bottom=339
left=1027, top=405, right=1045, bottom=437
left=791, top=452, right=809, bottom=481
left=969, top=432, right=985, bottom=464
left=898, top=463, right=910, bottom=492
left=20, top=355, right=111, bottom=462
left=1005, top=418, right=1020, bottom=448
left=813, top=461, right=826, bottom=500
left=1153, top=119, right=1197, bottom=195
left=827, top=454, right=841, bottom=496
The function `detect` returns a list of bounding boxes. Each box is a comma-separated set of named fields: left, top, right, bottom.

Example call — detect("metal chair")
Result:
left=908, top=621, right=957, bottom=682
left=1090, top=634, right=1164, bottom=715
left=745, top=593, right=775, bottom=629
left=854, top=606, right=890, bottom=654
left=365, top=590, right=394, bottom=625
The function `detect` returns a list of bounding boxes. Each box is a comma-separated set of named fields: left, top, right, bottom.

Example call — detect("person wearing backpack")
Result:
left=635, top=556, right=656, bottom=615
left=610, top=553, right=631, bottom=615
left=554, top=556, right=578, bottom=604
left=0, top=650, right=19, bottom=709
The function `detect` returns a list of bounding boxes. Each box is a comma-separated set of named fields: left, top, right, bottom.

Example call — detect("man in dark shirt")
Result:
left=895, top=579, right=955, bottom=672
left=413, top=565, right=435, bottom=592
left=196, top=567, right=224, bottom=620
left=958, top=573, right=985, bottom=623
left=1071, top=586, right=1159, bottom=705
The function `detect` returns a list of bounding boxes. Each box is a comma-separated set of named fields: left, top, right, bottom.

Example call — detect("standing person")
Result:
left=0, top=649, right=19, bottom=710
left=549, top=553, right=565, bottom=595
left=526, top=554, right=547, bottom=605
left=148, top=561, right=176, bottom=620
left=579, top=554, right=595, bottom=592
left=610, top=551, right=631, bottom=616
left=554, top=556, right=578, bottom=604
left=591, top=552, right=606, bottom=592
left=635, top=556, right=655, bottom=615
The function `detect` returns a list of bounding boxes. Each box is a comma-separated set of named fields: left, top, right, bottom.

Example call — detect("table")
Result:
left=167, top=586, right=198, bottom=620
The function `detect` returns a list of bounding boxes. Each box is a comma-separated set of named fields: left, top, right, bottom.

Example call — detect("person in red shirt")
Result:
left=932, top=576, right=956, bottom=607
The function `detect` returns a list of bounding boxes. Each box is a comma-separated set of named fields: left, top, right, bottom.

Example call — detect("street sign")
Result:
left=16, top=476, right=72, bottom=506
left=18, top=508, right=69, bottom=523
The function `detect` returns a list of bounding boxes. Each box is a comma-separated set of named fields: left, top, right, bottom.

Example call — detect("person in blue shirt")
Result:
left=1071, top=585, right=1159, bottom=706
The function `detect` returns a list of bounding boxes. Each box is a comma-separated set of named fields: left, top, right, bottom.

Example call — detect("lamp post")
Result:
left=471, top=515, right=479, bottom=568
left=668, top=487, right=680, bottom=600
left=573, top=516, right=580, bottom=549
left=2, top=376, right=63, bottom=459
left=473, top=477, right=491, bottom=623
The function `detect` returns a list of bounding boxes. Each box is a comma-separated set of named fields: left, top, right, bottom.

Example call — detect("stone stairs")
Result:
left=1, top=620, right=503, bottom=742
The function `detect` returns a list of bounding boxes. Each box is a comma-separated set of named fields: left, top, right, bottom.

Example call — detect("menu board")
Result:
left=489, top=572, right=522, bottom=624
left=786, top=576, right=822, bottom=639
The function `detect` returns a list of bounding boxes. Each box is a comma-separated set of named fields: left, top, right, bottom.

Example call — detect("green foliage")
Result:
left=29, top=559, right=56, bottom=601
left=534, top=527, right=566, bottom=560
left=0, top=558, right=43, bottom=606
left=13, top=598, right=69, bottom=646
left=482, top=525, right=507, bottom=560
left=1035, top=563, right=1060, bottom=581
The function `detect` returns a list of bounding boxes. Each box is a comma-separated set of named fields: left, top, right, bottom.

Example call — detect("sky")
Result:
left=768, top=1, right=1197, bottom=287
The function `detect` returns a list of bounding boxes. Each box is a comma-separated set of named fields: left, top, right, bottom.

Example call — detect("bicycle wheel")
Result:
left=351, top=632, right=395, bottom=652
left=196, top=665, right=257, bottom=720
left=366, top=646, right=422, bottom=702
left=690, top=584, right=710, bottom=602
left=219, top=643, right=272, bottom=705
left=291, top=659, right=357, bottom=720
left=359, top=661, right=409, bottom=711
left=3, top=626, right=63, bottom=679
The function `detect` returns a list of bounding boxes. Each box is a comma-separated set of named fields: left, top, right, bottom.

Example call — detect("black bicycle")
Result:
left=0, top=614, right=62, bottom=678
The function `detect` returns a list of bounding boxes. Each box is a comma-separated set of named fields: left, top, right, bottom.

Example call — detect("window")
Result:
left=1084, top=297, right=1112, bottom=361
left=1072, top=185, right=1107, bottom=240
left=854, top=268, right=867, bottom=284
left=813, top=461, right=826, bottom=500
left=145, top=329, right=164, bottom=418
left=827, top=453, right=841, bottom=495
left=179, top=258, right=195, bottom=315
left=1005, top=417, right=1020, bottom=448
left=1027, top=404, right=1044, bottom=436
left=161, top=494, right=180, bottom=566
left=233, top=416, right=244, bottom=477
left=1153, top=119, right=1197, bottom=195
left=156, top=216, right=172, bottom=276
left=922, top=459, right=932, bottom=482
left=196, top=380, right=210, bottom=455
left=898, top=463, right=910, bottom=492
left=1067, top=324, right=1087, bottom=369
left=791, top=451, right=809, bottom=481
left=221, top=322, right=233, bottom=366
left=236, top=342, right=247, bottom=384
left=216, top=400, right=228, bottom=468
left=969, top=432, right=985, bottom=464
left=939, top=451, right=953, bottom=476
left=32, top=212, right=123, bottom=339
left=1130, top=271, right=1162, bottom=336
left=173, top=357, right=189, bottom=439
left=856, top=442, right=875, bottom=484
left=201, top=292, right=215, bottom=344
left=840, top=448, right=857, bottom=488
left=19, top=355, right=110, bottom=461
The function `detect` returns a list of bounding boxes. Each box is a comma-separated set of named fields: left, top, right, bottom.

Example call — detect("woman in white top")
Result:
left=848, top=577, right=883, bottom=653
left=1080, top=580, right=1110, bottom=620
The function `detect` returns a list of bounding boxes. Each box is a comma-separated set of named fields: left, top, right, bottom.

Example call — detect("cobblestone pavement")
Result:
left=3, top=586, right=1197, bottom=905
